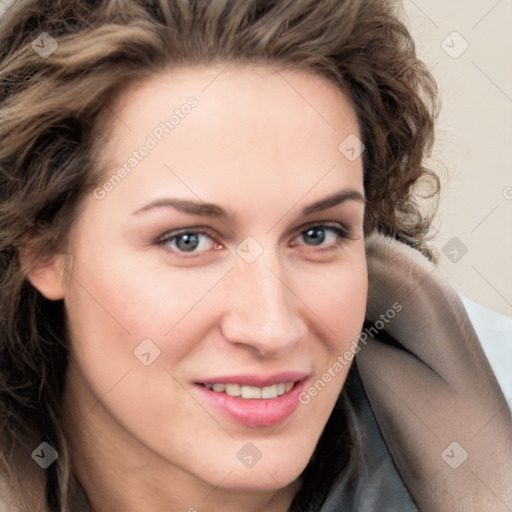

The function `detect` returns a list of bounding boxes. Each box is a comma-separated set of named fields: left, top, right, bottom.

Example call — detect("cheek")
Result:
left=62, top=257, right=216, bottom=438
left=296, top=250, right=368, bottom=351
left=62, top=250, right=237, bottom=413
left=65, top=245, right=219, bottom=342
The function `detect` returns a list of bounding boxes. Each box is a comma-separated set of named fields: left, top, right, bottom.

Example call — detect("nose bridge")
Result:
left=221, top=250, right=304, bottom=353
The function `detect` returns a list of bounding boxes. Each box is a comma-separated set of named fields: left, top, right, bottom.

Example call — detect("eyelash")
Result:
left=155, top=223, right=352, bottom=257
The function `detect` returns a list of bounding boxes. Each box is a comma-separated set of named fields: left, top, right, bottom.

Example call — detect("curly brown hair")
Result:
left=0, top=0, right=439, bottom=510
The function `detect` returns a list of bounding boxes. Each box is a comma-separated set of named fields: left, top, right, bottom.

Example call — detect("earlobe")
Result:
left=23, top=255, right=66, bottom=301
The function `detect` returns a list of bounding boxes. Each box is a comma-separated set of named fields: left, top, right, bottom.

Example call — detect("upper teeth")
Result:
left=203, top=382, right=294, bottom=399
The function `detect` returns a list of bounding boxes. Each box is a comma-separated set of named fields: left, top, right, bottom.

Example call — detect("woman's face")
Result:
left=55, top=65, right=367, bottom=506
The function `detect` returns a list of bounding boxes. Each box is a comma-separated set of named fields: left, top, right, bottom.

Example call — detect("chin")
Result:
left=207, top=455, right=308, bottom=492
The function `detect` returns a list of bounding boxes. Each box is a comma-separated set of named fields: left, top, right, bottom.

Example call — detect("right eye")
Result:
left=157, top=229, right=221, bottom=255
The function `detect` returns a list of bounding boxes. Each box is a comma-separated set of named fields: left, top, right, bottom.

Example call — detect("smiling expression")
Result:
left=49, top=64, right=368, bottom=507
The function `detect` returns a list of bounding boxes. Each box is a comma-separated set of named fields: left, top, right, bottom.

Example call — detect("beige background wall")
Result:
left=402, top=0, right=512, bottom=315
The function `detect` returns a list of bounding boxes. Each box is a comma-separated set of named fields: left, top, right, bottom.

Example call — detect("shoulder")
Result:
left=357, top=234, right=512, bottom=511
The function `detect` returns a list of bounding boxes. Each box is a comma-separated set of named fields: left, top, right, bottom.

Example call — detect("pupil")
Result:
left=177, top=233, right=199, bottom=251
left=305, top=228, right=325, bottom=245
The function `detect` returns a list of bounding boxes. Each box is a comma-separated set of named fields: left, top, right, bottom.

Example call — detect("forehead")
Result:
left=92, top=64, right=363, bottom=220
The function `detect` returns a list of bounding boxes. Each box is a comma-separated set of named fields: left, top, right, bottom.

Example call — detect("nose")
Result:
left=219, top=252, right=306, bottom=357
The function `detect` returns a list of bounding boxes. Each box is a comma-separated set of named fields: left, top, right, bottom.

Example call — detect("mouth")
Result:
left=194, top=372, right=309, bottom=428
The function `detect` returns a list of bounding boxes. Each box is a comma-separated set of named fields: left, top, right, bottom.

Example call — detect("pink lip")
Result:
left=194, top=372, right=309, bottom=428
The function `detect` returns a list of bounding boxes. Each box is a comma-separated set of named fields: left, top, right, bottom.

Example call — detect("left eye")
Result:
left=293, top=225, right=346, bottom=248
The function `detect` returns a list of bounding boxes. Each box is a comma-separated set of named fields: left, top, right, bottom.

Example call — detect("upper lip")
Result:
left=196, top=371, right=309, bottom=388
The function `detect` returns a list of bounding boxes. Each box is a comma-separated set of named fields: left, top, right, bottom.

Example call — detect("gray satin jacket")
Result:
left=318, top=363, right=419, bottom=511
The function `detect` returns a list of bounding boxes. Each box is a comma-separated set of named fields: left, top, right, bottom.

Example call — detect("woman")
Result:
left=0, top=1, right=510, bottom=511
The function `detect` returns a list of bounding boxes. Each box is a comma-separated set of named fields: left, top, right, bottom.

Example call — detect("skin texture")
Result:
left=29, top=65, right=368, bottom=512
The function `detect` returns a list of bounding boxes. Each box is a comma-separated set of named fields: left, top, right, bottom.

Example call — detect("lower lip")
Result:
left=194, top=380, right=307, bottom=428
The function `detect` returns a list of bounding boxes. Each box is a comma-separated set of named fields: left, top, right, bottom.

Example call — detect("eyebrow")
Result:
left=132, top=188, right=365, bottom=219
